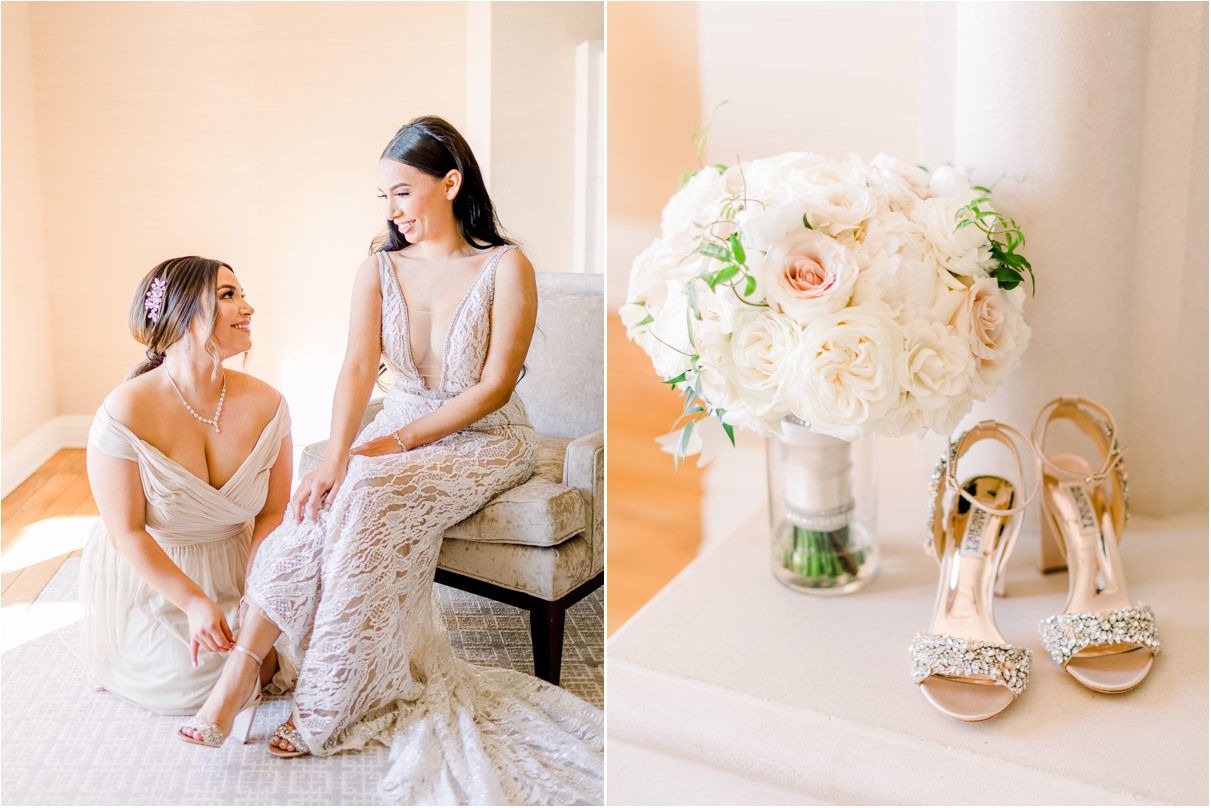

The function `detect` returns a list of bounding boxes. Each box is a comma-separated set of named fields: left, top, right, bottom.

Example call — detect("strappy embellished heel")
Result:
left=267, top=718, right=310, bottom=758
left=1032, top=395, right=1160, bottom=693
left=910, top=420, right=1039, bottom=721
left=176, top=645, right=264, bottom=747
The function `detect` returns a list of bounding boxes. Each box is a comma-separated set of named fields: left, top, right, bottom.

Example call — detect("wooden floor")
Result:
left=1, top=449, right=96, bottom=612
left=605, top=315, right=703, bottom=635
left=2, top=324, right=701, bottom=638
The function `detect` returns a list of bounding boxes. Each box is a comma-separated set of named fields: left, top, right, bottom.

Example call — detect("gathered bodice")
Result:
left=87, top=399, right=291, bottom=546
left=376, top=245, right=513, bottom=399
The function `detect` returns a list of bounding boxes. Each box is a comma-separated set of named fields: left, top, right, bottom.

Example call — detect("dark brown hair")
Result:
left=127, top=256, right=228, bottom=379
left=371, top=115, right=513, bottom=254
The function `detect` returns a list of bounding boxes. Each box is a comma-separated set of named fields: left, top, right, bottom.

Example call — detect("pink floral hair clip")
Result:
left=145, top=276, right=167, bottom=324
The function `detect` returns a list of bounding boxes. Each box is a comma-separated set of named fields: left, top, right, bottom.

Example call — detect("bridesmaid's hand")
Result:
left=349, top=432, right=408, bottom=457
left=185, top=597, right=234, bottom=667
left=291, top=461, right=346, bottom=524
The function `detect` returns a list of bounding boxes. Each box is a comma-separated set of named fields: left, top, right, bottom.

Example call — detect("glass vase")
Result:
left=767, top=417, right=879, bottom=595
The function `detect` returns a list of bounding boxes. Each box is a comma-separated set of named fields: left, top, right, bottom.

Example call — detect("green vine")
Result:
left=955, top=190, right=1034, bottom=294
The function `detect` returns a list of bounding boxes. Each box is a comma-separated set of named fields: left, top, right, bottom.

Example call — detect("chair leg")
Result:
left=530, top=600, right=566, bottom=685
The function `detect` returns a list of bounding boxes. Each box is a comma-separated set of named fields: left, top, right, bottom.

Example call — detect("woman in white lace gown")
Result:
left=80, top=257, right=291, bottom=714
left=180, top=117, right=603, bottom=804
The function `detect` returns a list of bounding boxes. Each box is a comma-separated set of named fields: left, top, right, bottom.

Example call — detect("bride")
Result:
left=80, top=256, right=291, bottom=714
left=179, top=116, right=603, bottom=805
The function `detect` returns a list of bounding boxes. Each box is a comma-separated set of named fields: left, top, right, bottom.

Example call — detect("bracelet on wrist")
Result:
left=391, top=431, right=407, bottom=452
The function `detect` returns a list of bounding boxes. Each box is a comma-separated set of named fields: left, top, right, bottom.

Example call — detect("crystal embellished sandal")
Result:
left=267, top=718, right=310, bottom=758
left=910, top=420, right=1039, bottom=721
left=176, top=645, right=264, bottom=747
left=1032, top=396, right=1160, bottom=693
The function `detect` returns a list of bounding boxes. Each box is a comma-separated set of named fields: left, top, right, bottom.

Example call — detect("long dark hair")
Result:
left=127, top=256, right=227, bottom=379
left=370, top=116, right=513, bottom=254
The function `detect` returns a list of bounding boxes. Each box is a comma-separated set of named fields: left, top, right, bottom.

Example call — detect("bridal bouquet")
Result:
left=620, top=152, right=1033, bottom=456
left=621, top=151, right=1034, bottom=593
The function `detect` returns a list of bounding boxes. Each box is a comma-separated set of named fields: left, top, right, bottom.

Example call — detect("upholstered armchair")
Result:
left=300, top=271, right=604, bottom=685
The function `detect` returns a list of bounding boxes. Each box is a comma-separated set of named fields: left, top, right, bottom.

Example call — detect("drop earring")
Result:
left=185, top=333, right=192, bottom=358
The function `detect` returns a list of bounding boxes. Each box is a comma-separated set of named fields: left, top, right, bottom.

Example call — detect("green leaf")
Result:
left=662, top=372, right=687, bottom=386
left=973, top=184, right=992, bottom=194
left=710, top=264, right=740, bottom=289
left=636, top=314, right=654, bottom=326
left=744, top=274, right=757, bottom=297
left=721, top=421, right=735, bottom=446
left=802, top=213, right=814, bottom=230
left=696, top=242, right=732, bottom=262
left=676, top=421, right=695, bottom=465
left=729, top=232, right=746, bottom=264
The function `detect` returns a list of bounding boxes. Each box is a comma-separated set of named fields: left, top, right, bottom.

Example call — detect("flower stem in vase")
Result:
left=769, top=418, right=878, bottom=594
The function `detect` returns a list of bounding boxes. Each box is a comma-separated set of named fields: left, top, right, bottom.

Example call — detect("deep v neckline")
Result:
left=102, top=398, right=285, bottom=493
left=383, top=246, right=508, bottom=391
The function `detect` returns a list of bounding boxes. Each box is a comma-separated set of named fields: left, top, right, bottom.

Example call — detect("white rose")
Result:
left=950, top=278, right=1030, bottom=392
left=641, top=280, right=696, bottom=381
left=869, top=154, right=932, bottom=205
left=897, top=321, right=974, bottom=412
left=917, top=195, right=991, bottom=276
left=763, top=230, right=859, bottom=321
left=782, top=304, right=901, bottom=439
left=729, top=308, right=802, bottom=420
left=626, top=230, right=704, bottom=311
left=661, top=167, right=728, bottom=237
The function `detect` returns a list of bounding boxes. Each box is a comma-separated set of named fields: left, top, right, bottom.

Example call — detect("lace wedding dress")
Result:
left=78, top=398, right=292, bottom=714
left=244, top=246, right=604, bottom=805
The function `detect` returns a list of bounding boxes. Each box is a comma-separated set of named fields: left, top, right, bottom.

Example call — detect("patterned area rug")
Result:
left=0, top=558, right=603, bottom=805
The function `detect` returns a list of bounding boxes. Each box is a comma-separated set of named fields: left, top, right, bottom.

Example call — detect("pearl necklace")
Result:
left=166, top=369, right=226, bottom=433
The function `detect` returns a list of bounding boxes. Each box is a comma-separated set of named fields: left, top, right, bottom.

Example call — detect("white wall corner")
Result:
left=573, top=38, right=605, bottom=275
left=2, top=415, right=92, bottom=498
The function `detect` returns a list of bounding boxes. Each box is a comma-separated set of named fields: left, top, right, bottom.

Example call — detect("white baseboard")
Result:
left=2, top=415, right=92, bottom=498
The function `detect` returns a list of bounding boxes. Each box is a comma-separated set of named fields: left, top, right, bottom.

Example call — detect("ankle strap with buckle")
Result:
left=925, top=420, right=1041, bottom=563
left=1031, top=394, right=1130, bottom=531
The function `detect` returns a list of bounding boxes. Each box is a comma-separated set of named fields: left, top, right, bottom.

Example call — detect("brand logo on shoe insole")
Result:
left=961, top=508, right=988, bottom=555
left=1066, top=483, right=1098, bottom=532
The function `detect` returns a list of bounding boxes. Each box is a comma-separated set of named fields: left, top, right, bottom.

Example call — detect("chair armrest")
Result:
left=563, top=429, right=604, bottom=573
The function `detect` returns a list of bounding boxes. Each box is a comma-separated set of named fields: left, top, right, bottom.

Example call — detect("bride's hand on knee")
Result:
left=185, top=596, right=234, bottom=667
left=291, top=462, right=346, bottom=523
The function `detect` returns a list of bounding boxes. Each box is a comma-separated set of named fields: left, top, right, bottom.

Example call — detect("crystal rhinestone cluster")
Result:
left=145, top=275, right=167, bottom=324
left=909, top=632, right=1032, bottom=695
left=178, top=717, right=223, bottom=745
left=923, top=437, right=961, bottom=552
left=1039, top=604, right=1160, bottom=666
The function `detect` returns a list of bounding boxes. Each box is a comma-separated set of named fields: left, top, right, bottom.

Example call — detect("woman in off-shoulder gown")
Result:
left=180, top=117, right=603, bottom=805
left=80, top=256, right=291, bottom=715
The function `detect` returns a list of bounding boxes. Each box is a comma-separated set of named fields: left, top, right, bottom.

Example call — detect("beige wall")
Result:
left=606, top=2, right=701, bottom=223
left=3, top=1, right=601, bottom=459
left=478, top=2, right=604, bottom=275
left=1, top=2, right=58, bottom=455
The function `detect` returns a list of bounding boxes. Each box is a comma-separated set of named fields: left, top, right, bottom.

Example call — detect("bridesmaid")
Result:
left=79, top=256, right=291, bottom=714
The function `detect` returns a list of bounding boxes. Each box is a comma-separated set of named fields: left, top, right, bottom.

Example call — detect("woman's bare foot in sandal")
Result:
left=268, top=718, right=310, bottom=758
left=177, top=646, right=263, bottom=747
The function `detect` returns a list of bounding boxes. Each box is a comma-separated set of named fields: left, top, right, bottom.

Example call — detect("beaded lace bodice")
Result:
left=377, top=245, right=508, bottom=396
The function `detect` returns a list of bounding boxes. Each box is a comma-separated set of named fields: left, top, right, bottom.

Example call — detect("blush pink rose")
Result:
left=763, top=230, right=859, bottom=321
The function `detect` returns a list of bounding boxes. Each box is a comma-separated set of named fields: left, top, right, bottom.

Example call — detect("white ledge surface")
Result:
left=606, top=509, right=1208, bottom=805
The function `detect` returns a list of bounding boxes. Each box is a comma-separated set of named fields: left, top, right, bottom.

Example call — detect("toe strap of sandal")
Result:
left=909, top=633, right=1032, bottom=695
left=179, top=717, right=224, bottom=746
left=1039, top=604, right=1161, bottom=666
left=273, top=722, right=311, bottom=754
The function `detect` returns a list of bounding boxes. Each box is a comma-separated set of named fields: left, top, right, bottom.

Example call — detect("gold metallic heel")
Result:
left=1033, top=395, right=1160, bottom=693
left=910, top=420, right=1040, bottom=721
